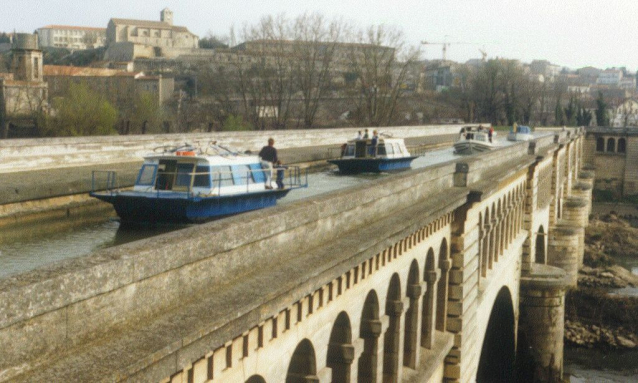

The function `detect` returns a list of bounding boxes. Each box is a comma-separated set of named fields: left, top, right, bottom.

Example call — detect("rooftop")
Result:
left=40, top=25, right=106, bottom=32
left=109, top=18, right=194, bottom=34
left=43, top=65, right=142, bottom=78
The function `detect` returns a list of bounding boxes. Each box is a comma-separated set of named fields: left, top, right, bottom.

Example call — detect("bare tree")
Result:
left=346, top=25, right=420, bottom=126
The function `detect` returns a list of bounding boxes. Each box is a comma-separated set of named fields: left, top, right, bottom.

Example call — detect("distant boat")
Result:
left=328, top=137, right=417, bottom=173
left=454, top=128, right=495, bottom=154
left=90, top=143, right=307, bottom=223
left=507, top=125, right=533, bottom=141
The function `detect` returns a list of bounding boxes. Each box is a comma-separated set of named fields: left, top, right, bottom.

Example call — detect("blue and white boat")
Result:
left=507, top=124, right=533, bottom=141
left=328, top=137, right=417, bottom=174
left=90, top=143, right=307, bottom=223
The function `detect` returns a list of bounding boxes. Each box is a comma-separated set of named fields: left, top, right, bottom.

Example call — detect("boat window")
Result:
left=212, top=166, right=234, bottom=187
left=193, top=165, right=211, bottom=187
left=250, top=163, right=266, bottom=183
left=385, top=144, right=394, bottom=155
left=377, top=144, right=387, bottom=156
left=355, top=141, right=367, bottom=158
left=136, top=164, right=157, bottom=186
left=393, top=143, right=401, bottom=155
left=175, top=163, right=195, bottom=188
left=156, top=160, right=177, bottom=190
left=345, top=145, right=355, bottom=156
left=237, top=165, right=255, bottom=184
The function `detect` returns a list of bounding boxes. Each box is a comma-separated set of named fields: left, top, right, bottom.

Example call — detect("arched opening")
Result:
left=421, top=249, right=437, bottom=349
left=327, top=312, right=354, bottom=382
left=436, top=238, right=450, bottom=332
left=489, top=204, right=496, bottom=270
left=358, top=291, right=381, bottom=383
left=246, top=375, right=267, bottom=383
left=383, top=274, right=403, bottom=382
left=618, top=138, right=626, bottom=153
left=286, top=339, right=318, bottom=383
left=482, top=209, right=490, bottom=277
left=607, top=137, right=615, bottom=152
left=476, top=287, right=516, bottom=382
left=535, top=226, right=546, bottom=264
left=403, top=261, right=421, bottom=368
left=596, top=137, right=605, bottom=152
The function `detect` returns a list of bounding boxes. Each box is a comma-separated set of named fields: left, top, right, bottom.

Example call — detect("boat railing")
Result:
left=152, top=166, right=308, bottom=197
left=91, top=170, right=119, bottom=194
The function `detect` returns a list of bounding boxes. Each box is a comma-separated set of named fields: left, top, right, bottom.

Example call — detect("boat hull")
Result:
left=91, top=189, right=292, bottom=223
left=453, top=140, right=494, bottom=155
left=328, top=157, right=417, bottom=174
left=507, top=132, right=533, bottom=142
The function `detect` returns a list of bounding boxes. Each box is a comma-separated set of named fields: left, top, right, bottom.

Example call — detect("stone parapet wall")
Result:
left=0, top=124, right=471, bottom=173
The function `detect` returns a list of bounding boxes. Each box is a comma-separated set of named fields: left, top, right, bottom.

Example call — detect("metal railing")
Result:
left=91, top=170, right=119, bottom=194
left=93, top=166, right=308, bottom=198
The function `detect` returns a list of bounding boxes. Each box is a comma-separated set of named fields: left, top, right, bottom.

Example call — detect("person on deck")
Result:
left=355, top=130, right=363, bottom=140
left=488, top=126, right=494, bottom=143
left=275, top=160, right=288, bottom=189
left=259, top=138, right=278, bottom=189
left=369, top=130, right=379, bottom=156
left=363, top=129, right=370, bottom=139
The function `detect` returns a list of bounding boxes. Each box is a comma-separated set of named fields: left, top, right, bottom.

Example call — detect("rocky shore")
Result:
left=564, top=212, right=638, bottom=350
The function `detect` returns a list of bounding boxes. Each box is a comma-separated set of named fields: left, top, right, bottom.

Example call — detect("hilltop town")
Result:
left=1, top=8, right=637, bottom=139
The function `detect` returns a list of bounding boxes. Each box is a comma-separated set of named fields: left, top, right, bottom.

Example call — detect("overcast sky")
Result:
left=3, top=0, right=636, bottom=72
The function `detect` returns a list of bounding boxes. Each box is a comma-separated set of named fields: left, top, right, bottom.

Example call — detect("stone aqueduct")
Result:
left=0, top=128, right=591, bottom=382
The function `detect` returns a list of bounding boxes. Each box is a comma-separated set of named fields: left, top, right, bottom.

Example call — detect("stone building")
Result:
left=44, top=65, right=174, bottom=112
left=37, top=25, right=106, bottom=50
left=583, top=126, right=638, bottom=198
left=0, top=33, right=48, bottom=138
left=105, top=8, right=199, bottom=61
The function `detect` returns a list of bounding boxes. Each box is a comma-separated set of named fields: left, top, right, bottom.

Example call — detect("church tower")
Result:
left=11, top=33, right=44, bottom=83
left=160, top=8, right=173, bottom=26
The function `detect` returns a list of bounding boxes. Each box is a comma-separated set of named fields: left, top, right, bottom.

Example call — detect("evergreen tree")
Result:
left=564, top=96, right=577, bottom=126
left=554, top=99, right=565, bottom=125
left=595, top=91, right=609, bottom=127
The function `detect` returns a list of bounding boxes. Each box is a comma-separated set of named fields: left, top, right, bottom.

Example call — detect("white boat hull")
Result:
left=507, top=132, right=533, bottom=142
left=454, top=140, right=494, bottom=155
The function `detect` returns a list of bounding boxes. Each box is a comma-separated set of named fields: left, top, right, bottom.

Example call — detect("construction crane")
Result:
left=421, top=38, right=479, bottom=61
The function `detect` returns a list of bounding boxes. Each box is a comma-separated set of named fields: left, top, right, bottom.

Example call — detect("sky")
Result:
left=2, top=0, right=636, bottom=72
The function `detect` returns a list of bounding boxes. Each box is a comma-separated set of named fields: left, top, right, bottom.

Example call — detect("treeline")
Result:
left=197, top=14, right=420, bottom=130
left=448, top=58, right=607, bottom=127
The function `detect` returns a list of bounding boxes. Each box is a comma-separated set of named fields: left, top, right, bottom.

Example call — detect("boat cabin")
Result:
left=133, top=153, right=268, bottom=196
left=511, top=125, right=532, bottom=134
left=342, top=138, right=410, bottom=159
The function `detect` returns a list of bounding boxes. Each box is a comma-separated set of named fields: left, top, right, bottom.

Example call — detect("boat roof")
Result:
left=142, top=143, right=261, bottom=165
left=346, top=137, right=405, bottom=144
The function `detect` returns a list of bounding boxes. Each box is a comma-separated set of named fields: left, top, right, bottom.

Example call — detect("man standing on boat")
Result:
left=259, top=138, right=278, bottom=189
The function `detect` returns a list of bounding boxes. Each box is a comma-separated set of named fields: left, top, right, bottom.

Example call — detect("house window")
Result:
left=618, top=138, right=626, bottom=153
left=596, top=137, right=605, bottom=152
left=34, top=57, right=39, bottom=78
left=607, top=138, right=616, bottom=153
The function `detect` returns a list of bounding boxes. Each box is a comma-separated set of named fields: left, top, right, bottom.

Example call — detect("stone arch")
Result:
left=607, top=137, right=615, bottom=152
left=596, top=137, right=605, bottom=151
left=327, top=311, right=354, bottom=382
left=403, top=260, right=421, bottom=368
left=245, top=375, right=266, bottom=383
left=421, top=249, right=437, bottom=348
left=476, top=287, right=516, bottom=382
left=358, top=291, right=381, bottom=383
left=496, top=199, right=504, bottom=259
left=535, top=225, right=546, bottom=264
left=436, top=238, right=450, bottom=332
left=618, top=138, right=626, bottom=153
left=383, top=273, right=403, bottom=382
left=489, top=203, right=497, bottom=270
left=286, top=339, right=318, bottom=383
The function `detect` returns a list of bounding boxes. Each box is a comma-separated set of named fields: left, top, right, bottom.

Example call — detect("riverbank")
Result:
left=564, top=209, right=638, bottom=380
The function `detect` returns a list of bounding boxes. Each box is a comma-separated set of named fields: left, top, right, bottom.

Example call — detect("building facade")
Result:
left=0, top=34, right=48, bottom=138
left=44, top=65, right=174, bottom=111
left=37, top=25, right=106, bottom=50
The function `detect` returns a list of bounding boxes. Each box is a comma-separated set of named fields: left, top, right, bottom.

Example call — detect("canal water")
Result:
left=0, top=146, right=461, bottom=278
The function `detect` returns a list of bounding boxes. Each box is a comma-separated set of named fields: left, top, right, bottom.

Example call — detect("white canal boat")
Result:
left=454, top=128, right=495, bottom=155
left=90, top=143, right=307, bottom=223
left=507, top=124, right=533, bottom=142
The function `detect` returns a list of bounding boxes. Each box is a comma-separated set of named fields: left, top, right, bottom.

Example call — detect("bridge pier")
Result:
left=561, top=197, right=588, bottom=268
left=519, top=265, right=569, bottom=382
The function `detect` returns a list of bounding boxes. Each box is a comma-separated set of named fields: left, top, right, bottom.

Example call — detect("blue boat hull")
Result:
left=91, top=189, right=291, bottom=223
left=328, top=157, right=417, bottom=174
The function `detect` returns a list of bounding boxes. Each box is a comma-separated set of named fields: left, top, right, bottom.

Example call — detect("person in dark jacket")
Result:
left=259, top=138, right=278, bottom=189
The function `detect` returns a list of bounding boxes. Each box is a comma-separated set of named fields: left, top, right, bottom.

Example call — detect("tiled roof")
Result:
left=109, top=18, right=195, bottom=34
left=44, top=65, right=142, bottom=77
left=40, top=25, right=106, bottom=32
